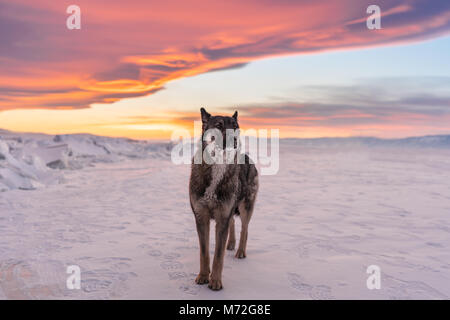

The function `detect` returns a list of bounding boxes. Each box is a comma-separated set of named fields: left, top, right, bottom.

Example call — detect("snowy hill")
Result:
left=0, top=130, right=172, bottom=191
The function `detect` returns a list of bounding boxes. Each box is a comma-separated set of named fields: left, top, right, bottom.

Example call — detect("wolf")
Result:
left=189, top=108, right=259, bottom=290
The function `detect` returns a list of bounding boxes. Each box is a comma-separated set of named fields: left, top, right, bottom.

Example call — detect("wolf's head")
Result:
left=200, top=107, right=239, bottom=151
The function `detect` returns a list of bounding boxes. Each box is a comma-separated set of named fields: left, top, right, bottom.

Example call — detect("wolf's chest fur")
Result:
left=202, top=164, right=228, bottom=201
left=189, top=160, right=240, bottom=208
left=202, top=163, right=239, bottom=203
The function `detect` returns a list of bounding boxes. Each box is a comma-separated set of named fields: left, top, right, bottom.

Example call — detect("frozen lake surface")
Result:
left=1, top=132, right=450, bottom=299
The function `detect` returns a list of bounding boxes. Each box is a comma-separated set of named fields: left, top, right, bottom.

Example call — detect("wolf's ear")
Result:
left=232, top=110, right=238, bottom=120
left=200, top=107, right=211, bottom=124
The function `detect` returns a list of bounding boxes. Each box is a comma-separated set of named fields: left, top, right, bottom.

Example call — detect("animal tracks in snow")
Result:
left=139, top=241, right=201, bottom=296
left=287, top=273, right=335, bottom=300
left=160, top=260, right=184, bottom=270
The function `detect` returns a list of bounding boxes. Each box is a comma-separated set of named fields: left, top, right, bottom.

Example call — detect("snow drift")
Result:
left=0, top=130, right=172, bottom=191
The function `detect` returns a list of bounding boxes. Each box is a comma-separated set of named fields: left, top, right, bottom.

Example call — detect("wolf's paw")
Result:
left=235, top=249, right=246, bottom=259
left=195, top=273, right=209, bottom=285
left=208, top=278, right=223, bottom=291
left=226, top=241, right=235, bottom=250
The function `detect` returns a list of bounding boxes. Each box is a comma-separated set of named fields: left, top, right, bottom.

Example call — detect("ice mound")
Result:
left=52, top=134, right=172, bottom=167
left=0, top=139, right=59, bottom=191
left=0, top=130, right=172, bottom=191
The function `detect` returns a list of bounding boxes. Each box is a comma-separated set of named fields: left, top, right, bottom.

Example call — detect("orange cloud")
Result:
left=0, top=0, right=449, bottom=112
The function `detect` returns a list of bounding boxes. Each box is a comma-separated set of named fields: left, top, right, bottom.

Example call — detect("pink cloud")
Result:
left=0, top=0, right=449, bottom=110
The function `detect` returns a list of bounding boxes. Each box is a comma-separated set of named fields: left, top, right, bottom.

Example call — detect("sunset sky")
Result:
left=0, top=0, right=449, bottom=139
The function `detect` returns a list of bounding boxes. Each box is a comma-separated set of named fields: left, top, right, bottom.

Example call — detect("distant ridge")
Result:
left=282, top=135, right=450, bottom=148
left=1, top=128, right=450, bottom=148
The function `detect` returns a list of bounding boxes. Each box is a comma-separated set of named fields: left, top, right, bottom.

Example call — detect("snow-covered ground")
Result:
left=1, top=130, right=450, bottom=299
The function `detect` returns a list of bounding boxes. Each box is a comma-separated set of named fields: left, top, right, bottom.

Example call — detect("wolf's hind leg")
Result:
left=226, top=215, right=236, bottom=250
left=236, top=201, right=255, bottom=259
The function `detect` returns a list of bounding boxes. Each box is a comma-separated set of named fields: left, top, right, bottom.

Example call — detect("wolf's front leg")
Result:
left=195, top=215, right=210, bottom=284
left=226, top=215, right=236, bottom=250
left=209, top=216, right=230, bottom=290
